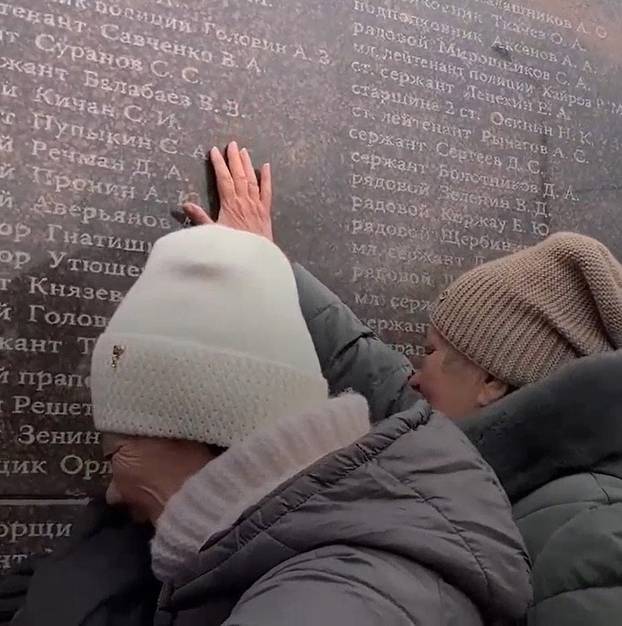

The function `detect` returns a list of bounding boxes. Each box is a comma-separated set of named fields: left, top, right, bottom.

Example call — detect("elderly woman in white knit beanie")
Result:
left=9, top=143, right=531, bottom=626
left=184, top=144, right=622, bottom=626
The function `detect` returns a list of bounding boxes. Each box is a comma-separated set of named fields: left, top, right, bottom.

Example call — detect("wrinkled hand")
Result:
left=183, top=141, right=273, bottom=240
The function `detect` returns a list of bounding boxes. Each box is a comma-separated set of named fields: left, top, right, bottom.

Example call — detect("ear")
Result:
left=476, top=376, right=509, bottom=408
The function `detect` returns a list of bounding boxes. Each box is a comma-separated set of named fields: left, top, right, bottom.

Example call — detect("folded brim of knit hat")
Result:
left=92, top=333, right=329, bottom=448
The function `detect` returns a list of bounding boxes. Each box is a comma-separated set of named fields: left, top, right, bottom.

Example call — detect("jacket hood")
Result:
left=462, top=350, right=622, bottom=502
left=165, top=400, right=531, bottom=622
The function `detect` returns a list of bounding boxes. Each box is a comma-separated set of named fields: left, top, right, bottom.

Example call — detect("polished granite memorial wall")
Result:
left=1, top=0, right=621, bottom=566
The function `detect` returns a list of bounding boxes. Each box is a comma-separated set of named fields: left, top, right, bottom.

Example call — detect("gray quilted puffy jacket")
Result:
left=292, top=264, right=622, bottom=626
left=158, top=401, right=531, bottom=626
left=152, top=269, right=531, bottom=625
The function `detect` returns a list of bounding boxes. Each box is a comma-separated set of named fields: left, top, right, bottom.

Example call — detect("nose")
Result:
left=105, top=479, right=123, bottom=507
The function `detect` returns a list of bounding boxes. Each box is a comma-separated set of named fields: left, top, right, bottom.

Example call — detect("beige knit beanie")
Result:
left=91, top=225, right=328, bottom=448
left=431, top=232, right=622, bottom=388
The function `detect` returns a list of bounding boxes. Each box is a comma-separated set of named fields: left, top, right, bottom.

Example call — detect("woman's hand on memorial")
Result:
left=182, top=142, right=273, bottom=241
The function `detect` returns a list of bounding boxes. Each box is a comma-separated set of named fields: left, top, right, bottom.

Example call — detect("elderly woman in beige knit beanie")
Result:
left=184, top=144, right=622, bottom=626
left=412, top=234, right=622, bottom=626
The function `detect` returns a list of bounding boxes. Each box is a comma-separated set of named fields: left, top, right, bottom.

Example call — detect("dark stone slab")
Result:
left=0, top=501, right=86, bottom=572
left=1, top=0, right=622, bottom=557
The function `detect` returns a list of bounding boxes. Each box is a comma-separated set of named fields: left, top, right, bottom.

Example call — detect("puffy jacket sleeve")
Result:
left=223, top=546, right=483, bottom=626
left=292, top=264, right=418, bottom=423
left=518, top=477, right=622, bottom=626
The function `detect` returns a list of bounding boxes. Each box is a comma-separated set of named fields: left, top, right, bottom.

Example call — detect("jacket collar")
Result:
left=151, top=394, right=370, bottom=585
left=461, top=351, right=622, bottom=502
left=14, top=504, right=159, bottom=626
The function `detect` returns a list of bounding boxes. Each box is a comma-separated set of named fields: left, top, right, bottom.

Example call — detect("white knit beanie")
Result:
left=91, top=225, right=328, bottom=448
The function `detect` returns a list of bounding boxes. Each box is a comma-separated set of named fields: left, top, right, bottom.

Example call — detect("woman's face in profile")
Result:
left=409, top=327, right=491, bottom=420
left=101, top=433, right=157, bottom=523
left=101, top=433, right=218, bottom=524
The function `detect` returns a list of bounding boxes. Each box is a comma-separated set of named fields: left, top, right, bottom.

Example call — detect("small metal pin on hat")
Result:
left=111, top=345, right=126, bottom=369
